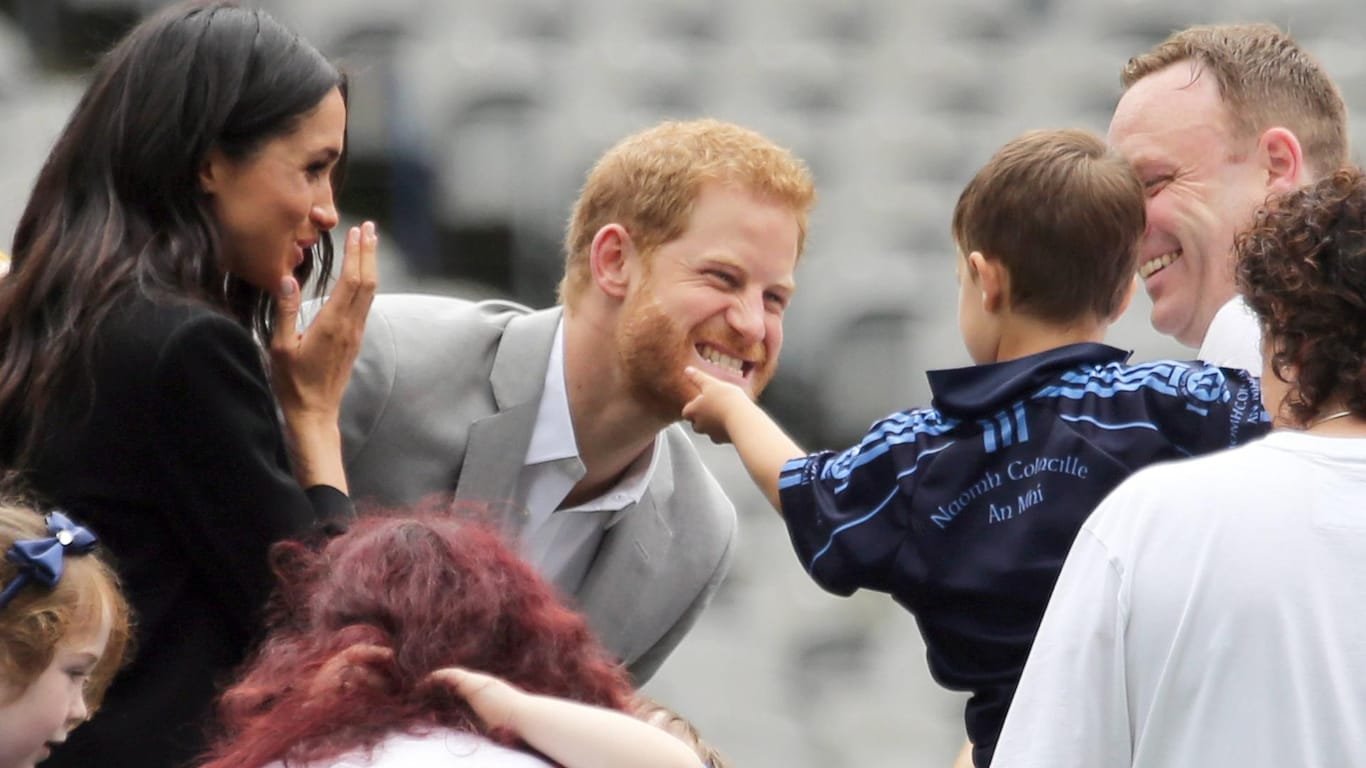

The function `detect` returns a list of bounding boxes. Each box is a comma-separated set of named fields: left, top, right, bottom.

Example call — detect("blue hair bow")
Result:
left=0, top=511, right=98, bottom=611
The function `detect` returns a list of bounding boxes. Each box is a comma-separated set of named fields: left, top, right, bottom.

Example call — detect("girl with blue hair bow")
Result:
left=0, top=502, right=130, bottom=768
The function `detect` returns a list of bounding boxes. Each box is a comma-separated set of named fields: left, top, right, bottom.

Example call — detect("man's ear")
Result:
left=968, top=251, right=1008, bottom=314
left=1259, top=127, right=1305, bottom=194
left=588, top=224, right=635, bottom=300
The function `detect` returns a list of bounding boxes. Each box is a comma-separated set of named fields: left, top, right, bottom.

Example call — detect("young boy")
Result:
left=682, top=129, right=1272, bottom=767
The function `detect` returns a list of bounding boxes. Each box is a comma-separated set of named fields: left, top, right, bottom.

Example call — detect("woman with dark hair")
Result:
left=993, top=167, right=1366, bottom=767
left=199, top=513, right=643, bottom=768
left=0, top=1, right=376, bottom=765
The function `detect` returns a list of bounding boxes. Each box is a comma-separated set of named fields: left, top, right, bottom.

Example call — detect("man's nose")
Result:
left=727, top=292, right=766, bottom=344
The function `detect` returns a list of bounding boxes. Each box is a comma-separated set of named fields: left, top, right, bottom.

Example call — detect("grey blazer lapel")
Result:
left=575, top=437, right=676, bottom=663
left=453, top=307, right=567, bottom=530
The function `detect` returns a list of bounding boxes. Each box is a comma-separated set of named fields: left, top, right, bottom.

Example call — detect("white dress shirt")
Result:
left=1196, top=296, right=1263, bottom=373
left=513, top=319, right=660, bottom=595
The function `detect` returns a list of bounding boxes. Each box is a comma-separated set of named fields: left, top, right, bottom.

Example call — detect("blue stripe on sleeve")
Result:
left=1057, top=414, right=1193, bottom=457
left=1057, top=413, right=1161, bottom=432
left=808, top=486, right=900, bottom=569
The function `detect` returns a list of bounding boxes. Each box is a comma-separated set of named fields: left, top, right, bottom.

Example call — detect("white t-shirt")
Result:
left=1197, top=296, right=1263, bottom=373
left=994, top=431, right=1366, bottom=768
left=265, top=729, right=553, bottom=768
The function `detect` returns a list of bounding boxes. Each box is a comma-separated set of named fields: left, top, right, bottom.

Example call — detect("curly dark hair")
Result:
left=1236, top=166, right=1366, bottom=426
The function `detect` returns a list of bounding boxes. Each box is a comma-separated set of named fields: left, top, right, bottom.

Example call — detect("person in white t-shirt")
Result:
left=993, top=167, right=1366, bottom=768
left=198, top=510, right=693, bottom=768
left=1109, top=23, right=1348, bottom=371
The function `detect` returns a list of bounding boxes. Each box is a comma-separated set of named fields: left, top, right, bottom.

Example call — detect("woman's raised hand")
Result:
left=270, top=221, right=378, bottom=491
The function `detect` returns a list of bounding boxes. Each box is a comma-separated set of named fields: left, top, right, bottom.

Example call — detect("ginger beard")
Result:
left=616, top=283, right=776, bottom=423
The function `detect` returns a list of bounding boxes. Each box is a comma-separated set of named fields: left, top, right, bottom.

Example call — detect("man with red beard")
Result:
left=335, top=118, right=815, bottom=683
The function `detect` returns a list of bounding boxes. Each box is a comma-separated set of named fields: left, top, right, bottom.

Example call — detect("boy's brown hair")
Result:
left=951, top=129, right=1144, bottom=323
left=1122, top=23, right=1348, bottom=179
left=633, top=696, right=731, bottom=768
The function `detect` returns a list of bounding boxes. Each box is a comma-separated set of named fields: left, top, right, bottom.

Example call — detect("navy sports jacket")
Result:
left=779, top=343, right=1270, bottom=766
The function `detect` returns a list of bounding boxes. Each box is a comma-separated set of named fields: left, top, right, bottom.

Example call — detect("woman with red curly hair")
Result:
left=198, top=511, right=646, bottom=768
left=994, top=166, right=1366, bottom=767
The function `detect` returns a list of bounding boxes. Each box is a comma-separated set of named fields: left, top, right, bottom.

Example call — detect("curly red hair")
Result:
left=1237, top=166, right=1366, bottom=425
left=198, top=505, right=633, bottom=768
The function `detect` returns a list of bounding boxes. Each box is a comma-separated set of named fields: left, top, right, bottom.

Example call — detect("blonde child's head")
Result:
left=0, top=502, right=131, bottom=767
left=634, top=697, right=731, bottom=768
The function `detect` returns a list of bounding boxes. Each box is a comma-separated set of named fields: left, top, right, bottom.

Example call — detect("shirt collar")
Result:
left=561, top=437, right=662, bottom=525
left=523, top=318, right=660, bottom=519
left=524, top=319, right=577, bottom=465
left=927, top=343, right=1131, bottom=418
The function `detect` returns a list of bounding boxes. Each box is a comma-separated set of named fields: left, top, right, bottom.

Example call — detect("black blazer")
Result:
left=14, top=290, right=350, bottom=768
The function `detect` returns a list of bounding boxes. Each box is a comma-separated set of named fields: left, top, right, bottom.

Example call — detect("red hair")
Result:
left=199, top=505, right=633, bottom=768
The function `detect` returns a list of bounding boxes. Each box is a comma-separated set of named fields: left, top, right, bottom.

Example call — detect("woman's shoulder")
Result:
left=100, top=289, right=247, bottom=355
left=85, top=289, right=256, bottom=391
left=1086, top=436, right=1282, bottom=541
left=108, top=287, right=236, bottom=334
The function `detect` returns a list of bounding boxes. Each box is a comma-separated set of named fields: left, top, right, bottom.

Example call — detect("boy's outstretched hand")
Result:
left=681, top=366, right=756, bottom=444
left=682, top=366, right=805, bottom=513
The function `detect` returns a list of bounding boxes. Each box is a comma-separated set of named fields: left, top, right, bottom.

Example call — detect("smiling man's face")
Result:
left=1109, top=63, right=1271, bottom=348
left=616, top=182, right=799, bottom=421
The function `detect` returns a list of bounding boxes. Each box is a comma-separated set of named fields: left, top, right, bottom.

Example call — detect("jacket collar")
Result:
left=455, top=307, right=568, bottom=507
left=927, top=343, right=1130, bottom=418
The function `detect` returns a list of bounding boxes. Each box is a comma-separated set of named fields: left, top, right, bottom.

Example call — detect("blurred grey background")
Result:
left=1, top=1, right=1364, bottom=765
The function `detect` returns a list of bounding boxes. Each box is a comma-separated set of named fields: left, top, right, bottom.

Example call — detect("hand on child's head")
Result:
left=306, top=643, right=395, bottom=701
left=424, top=667, right=521, bottom=730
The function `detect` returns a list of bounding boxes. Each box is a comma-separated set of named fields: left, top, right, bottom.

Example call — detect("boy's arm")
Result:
left=686, top=368, right=929, bottom=597
left=952, top=739, right=975, bottom=768
left=1160, top=364, right=1272, bottom=453
left=427, top=668, right=703, bottom=768
left=682, top=366, right=805, bottom=512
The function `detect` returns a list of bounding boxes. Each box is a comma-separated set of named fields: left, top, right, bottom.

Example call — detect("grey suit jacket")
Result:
left=339, top=293, right=737, bottom=682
